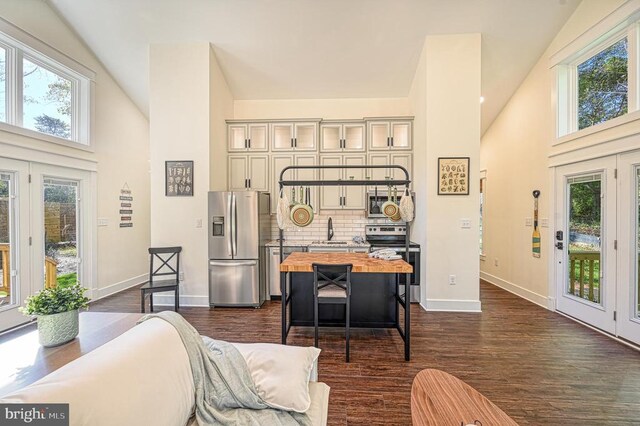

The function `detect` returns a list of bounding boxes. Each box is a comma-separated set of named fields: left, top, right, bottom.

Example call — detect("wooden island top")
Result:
left=280, top=251, right=413, bottom=273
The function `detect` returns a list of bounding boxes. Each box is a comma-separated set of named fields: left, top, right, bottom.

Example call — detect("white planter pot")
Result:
left=37, top=309, right=79, bottom=347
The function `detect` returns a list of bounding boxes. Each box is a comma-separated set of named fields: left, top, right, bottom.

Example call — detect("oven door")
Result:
left=399, top=250, right=420, bottom=286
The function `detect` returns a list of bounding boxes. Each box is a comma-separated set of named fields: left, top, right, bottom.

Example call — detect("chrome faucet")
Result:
left=327, top=217, right=334, bottom=241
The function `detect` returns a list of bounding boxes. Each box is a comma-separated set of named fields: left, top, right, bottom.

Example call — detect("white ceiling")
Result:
left=47, top=0, right=581, bottom=133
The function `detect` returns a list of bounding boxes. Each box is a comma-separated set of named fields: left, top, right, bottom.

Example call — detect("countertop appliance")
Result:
left=268, top=245, right=306, bottom=298
left=366, top=190, right=415, bottom=219
left=365, top=224, right=421, bottom=302
left=208, top=191, right=270, bottom=307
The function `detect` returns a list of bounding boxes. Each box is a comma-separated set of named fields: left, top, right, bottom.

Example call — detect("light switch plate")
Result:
left=196, top=218, right=203, bottom=228
left=460, top=219, right=471, bottom=229
left=97, top=218, right=108, bottom=227
left=525, top=217, right=532, bottom=227
left=541, top=218, right=549, bottom=228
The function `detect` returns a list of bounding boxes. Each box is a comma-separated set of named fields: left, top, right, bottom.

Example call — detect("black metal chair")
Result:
left=312, top=263, right=353, bottom=362
left=140, top=247, right=182, bottom=313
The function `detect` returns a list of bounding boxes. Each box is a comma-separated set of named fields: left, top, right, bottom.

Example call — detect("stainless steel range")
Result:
left=365, top=224, right=421, bottom=302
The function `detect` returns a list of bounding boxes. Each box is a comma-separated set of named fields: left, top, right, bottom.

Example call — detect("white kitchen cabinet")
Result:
left=271, top=154, right=318, bottom=213
left=319, top=155, right=366, bottom=210
left=320, top=122, right=365, bottom=152
left=366, top=152, right=413, bottom=189
left=228, top=155, right=269, bottom=191
left=271, top=122, right=318, bottom=151
left=367, top=119, right=412, bottom=151
left=227, top=122, right=269, bottom=152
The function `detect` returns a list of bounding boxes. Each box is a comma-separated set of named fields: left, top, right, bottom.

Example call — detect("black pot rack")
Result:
left=278, top=164, right=412, bottom=361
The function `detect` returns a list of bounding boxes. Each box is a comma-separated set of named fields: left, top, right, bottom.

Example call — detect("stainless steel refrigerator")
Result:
left=208, top=191, right=270, bottom=307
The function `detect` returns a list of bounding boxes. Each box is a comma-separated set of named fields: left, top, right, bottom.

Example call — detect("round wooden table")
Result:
left=411, top=369, right=518, bottom=425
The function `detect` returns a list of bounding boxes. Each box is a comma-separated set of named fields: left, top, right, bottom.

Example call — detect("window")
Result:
left=23, top=58, right=72, bottom=139
left=554, top=7, right=640, bottom=140
left=0, top=21, right=93, bottom=146
left=577, top=38, right=628, bottom=130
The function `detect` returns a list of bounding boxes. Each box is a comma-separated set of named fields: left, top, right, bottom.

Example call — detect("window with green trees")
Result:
left=577, top=38, right=628, bottom=130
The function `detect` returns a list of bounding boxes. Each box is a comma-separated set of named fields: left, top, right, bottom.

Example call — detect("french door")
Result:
left=0, top=158, right=31, bottom=331
left=555, top=152, right=640, bottom=345
left=0, top=159, right=89, bottom=332
left=555, top=157, right=617, bottom=334
left=617, top=151, right=640, bottom=344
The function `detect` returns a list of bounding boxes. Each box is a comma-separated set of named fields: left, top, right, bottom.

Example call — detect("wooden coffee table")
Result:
left=0, top=312, right=142, bottom=397
left=411, top=369, right=518, bottom=425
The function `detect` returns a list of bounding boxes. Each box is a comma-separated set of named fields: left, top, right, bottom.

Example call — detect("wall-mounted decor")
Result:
left=166, top=161, right=194, bottom=196
left=438, top=157, right=470, bottom=195
left=532, top=190, right=541, bottom=258
left=119, top=183, right=133, bottom=228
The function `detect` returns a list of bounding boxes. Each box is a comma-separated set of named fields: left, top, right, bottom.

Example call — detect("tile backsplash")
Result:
left=270, top=210, right=389, bottom=242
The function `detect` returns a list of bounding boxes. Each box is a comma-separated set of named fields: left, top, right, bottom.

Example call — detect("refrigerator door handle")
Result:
left=227, top=192, right=233, bottom=257
left=231, top=192, right=237, bottom=257
left=209, top=260, right=257, bottom=267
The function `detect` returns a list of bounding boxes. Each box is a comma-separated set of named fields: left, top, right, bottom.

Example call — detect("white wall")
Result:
left=150, top=43, right=233, bottom=306
left=480, top=0, right=625, bottom=307
left=234, top=98, right=410, bottom=120
left=422, top=34, right=482, bottom=311
left=0, top=0, right=150, bottom=299
left=210, top=46, right=234, bottom=191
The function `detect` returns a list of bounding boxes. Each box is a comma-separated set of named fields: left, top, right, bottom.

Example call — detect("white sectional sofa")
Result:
left=1, top=317, right=329, bottom=425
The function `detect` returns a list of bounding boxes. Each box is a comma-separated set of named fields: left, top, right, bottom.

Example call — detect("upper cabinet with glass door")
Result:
left=271, top=121, right=319, bottom=151
left=367, top=118, right=413, bottom=151
left=320, top=121, right=365, bottom=152
left=227, top=122, right=269, bottom=152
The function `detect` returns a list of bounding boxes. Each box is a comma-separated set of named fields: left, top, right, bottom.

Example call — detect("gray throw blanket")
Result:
left=139, top=311, right=312, bottom=426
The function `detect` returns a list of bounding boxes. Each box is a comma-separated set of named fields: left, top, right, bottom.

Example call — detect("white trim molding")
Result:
left=422, top=299, right=481, bottom=313
left=94, top=273, right=147, bottom=300
left=153, top=294, right=209, bottom=308
left=481, top=271, right=551, bottom=310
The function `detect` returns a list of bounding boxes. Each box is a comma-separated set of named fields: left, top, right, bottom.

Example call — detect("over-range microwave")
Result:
left=366, top=190, right=415, bottom=219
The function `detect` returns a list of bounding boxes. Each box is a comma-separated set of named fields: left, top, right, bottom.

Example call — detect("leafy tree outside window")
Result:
left=578, top=38, right=628, bottom=130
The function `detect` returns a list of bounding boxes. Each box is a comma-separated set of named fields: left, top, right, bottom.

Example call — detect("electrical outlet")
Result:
left=494, top=258, right=499, bottom=267
left=541, top=218, right=549, bottom=228
left=460, top=219, right=471, bottom=229
left=448, top=275, right=456, bottom=285
left=525, top=217, right=532, bottom=227
left=97, top=218, right=108, bottom=227
left=179, top=272, right=185, bottom=281
left=196, top=218, right=203, bottom=228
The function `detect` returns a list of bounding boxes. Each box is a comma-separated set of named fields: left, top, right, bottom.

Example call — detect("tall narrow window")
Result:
left=578, top=38, right=628, bottom=130
left=23, top=58, right=73, bottom=140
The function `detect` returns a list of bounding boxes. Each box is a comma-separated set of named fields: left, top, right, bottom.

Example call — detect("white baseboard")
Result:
left=480, top=271, right=550, bottom=310
left=423, top=298, right=482, bottom=312
left=93, top=274, right=146, bottom=300
left=152, top=294, right=209, bottom=307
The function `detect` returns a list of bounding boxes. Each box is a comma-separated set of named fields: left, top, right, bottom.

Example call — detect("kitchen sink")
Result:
left=311, top=241, right=348, bottom=245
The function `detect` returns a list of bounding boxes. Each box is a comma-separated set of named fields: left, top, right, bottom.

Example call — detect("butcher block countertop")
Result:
left=280, top=252, right=412, bottom=273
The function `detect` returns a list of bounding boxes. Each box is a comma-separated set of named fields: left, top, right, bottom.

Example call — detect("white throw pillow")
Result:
left=231, top=342, right=320, bottom=413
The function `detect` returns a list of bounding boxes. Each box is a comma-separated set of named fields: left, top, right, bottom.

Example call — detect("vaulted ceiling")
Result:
left=47, top=0, right=581, bottom=133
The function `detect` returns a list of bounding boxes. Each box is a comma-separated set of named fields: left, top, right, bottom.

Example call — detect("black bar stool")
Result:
left=312, top=263, right=353, bottom=362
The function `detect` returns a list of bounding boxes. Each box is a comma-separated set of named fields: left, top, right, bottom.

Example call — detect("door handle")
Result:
left=209, top=260, right=257, bottom=267
left=227, top=193, right=233, bottom=256
left=555, top=242, right=564, bottom=250
left=231, top=193, right=237, bottom=257
left=248, top=138, right=251, bottom=148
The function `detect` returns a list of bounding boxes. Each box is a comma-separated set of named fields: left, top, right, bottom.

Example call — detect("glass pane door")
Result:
left=555, top=157, right=616, bottom=334
left=43, top=178, right=79, bottom=288
left=567, top=174, right=602, bottom=304
left=0, top=158, right=30, bottom=331
left=0, top=173, right=14, bottom=306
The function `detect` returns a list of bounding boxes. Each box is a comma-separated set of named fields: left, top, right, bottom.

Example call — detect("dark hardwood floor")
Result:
left=90, top=281, right=640, bottom=425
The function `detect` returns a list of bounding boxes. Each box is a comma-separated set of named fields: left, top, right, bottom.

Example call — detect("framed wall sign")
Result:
left=438, top=157, right=470, bottom=195
left=166, top=161, right=194, bottom=196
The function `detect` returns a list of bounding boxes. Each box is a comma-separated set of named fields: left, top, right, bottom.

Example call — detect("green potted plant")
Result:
left=19, top=283, right=90, bottom=347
